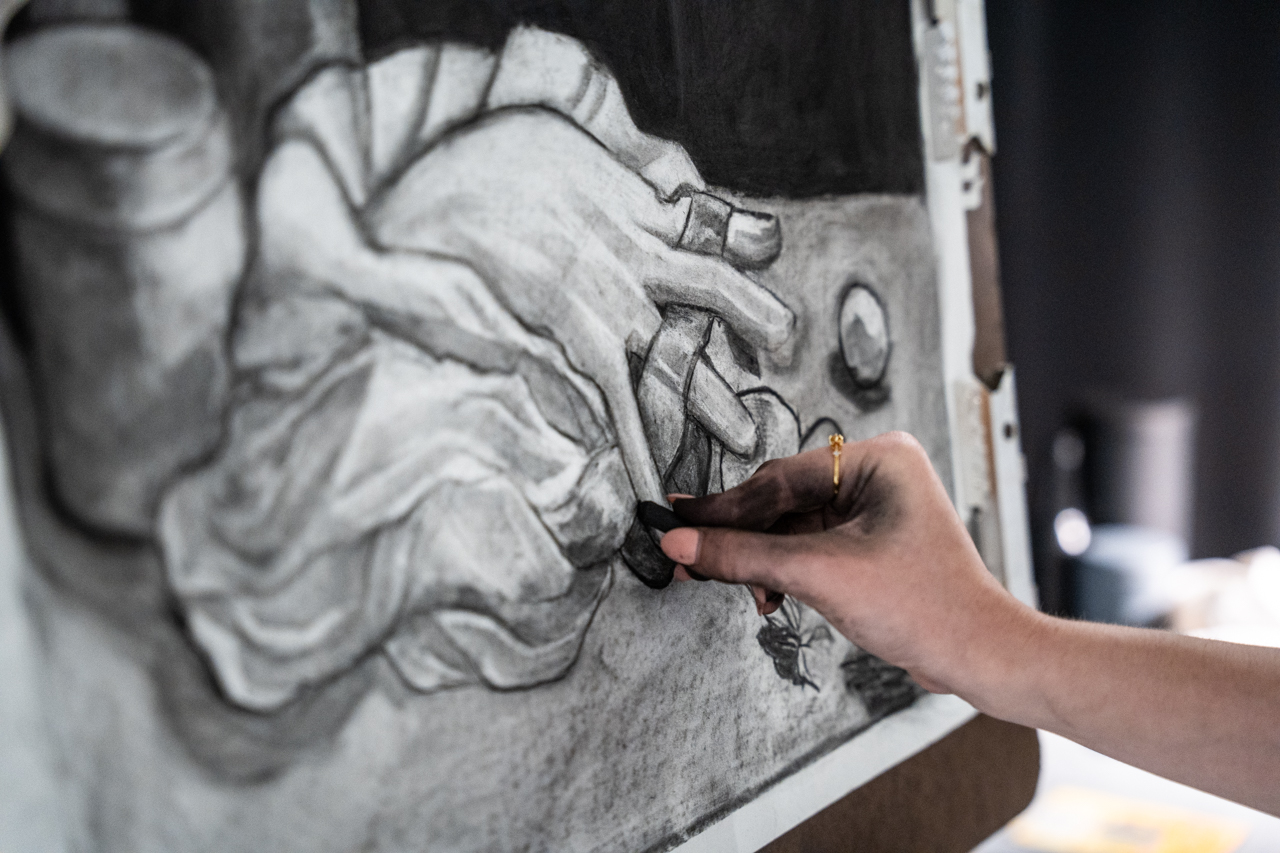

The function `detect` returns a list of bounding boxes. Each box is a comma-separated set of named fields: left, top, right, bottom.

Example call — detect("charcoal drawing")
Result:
left=757, top=598, right=834, bottom=690
left=0, top=1, right=967, bottom=851
left=841, top=649, right=924, bottom=719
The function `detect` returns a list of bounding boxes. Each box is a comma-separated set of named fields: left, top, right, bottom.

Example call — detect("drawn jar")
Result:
left=3, top=23, right=244, bottom=536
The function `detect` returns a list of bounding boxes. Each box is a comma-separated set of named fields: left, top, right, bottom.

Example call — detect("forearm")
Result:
left=962, top=604, right=1280, bottom=814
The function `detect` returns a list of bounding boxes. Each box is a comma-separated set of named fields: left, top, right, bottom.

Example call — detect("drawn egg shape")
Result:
left=838, top=284, right=891, bottom=388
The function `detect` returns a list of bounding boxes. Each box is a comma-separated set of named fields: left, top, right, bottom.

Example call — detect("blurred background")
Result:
left=979, top=6, right=1280, bottom=849
left=986, top=0, right=1280, bottom=622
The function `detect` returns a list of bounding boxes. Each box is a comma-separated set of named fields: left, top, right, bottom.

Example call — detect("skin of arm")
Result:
left=659, top=432, right=1280, bottom=816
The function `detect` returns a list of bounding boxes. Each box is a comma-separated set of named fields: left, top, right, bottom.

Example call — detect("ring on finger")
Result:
left=829, top=434, right=844, bottom=497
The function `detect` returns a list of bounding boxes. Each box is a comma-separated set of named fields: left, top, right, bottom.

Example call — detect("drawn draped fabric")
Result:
left=158, top=30, right=639, bottom=712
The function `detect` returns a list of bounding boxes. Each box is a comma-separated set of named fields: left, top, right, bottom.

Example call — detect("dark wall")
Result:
left=987, top=1, right=1280, bottom=602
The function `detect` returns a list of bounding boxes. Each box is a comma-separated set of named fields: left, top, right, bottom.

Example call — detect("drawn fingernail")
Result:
left=660, top=528, right=700, bottom=566
left=767, top=305, right=797, bottom=349
left=723, top=209, right=781, bottom=269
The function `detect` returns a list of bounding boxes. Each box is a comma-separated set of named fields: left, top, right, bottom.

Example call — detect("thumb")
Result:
left=660, top=526, right=818, bottom=594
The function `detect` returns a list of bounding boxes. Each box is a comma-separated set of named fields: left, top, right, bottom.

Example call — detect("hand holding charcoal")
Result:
left=659, top=432, right=1014, bottom=695
left=663, top=433, right=1280, bottom=817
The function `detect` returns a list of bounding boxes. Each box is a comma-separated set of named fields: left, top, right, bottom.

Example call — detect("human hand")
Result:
left=367, top=110, right=794, bottom=504
left=659, top=432, right=1035, bottom=695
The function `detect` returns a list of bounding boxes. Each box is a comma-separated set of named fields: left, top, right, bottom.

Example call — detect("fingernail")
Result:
left=660, top=528, right=700, bottom=566
left=767, top=306, right=797, bottom=350
left=666, top=493, right=694, bottom=503
left=723, top=210, right=781, bottom=269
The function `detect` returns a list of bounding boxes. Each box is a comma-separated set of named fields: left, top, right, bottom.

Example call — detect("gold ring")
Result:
left=829, top=434, right=844, bottom=496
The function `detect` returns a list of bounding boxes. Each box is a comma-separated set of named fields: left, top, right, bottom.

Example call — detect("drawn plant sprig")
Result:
left=756, top=598, right=832, bottom=690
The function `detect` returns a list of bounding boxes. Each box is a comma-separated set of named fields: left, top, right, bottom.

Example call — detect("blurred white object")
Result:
left=1242, top=546, right=1280, bottom=624
left=1075, top=524, right=1188, bottom=625
left=1170, top=547, right=1280, bottom=648
left=1054, top=507, right=1092, bottom=556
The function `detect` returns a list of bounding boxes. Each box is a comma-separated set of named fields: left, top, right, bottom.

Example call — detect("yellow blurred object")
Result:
left=1007, top=786, right=1248, bottom=853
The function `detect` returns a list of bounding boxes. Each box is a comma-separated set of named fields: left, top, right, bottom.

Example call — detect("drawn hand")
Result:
left=659, top=433, right=1018, bottom=694
left=486, top=25, right=707, bottom=199
left=368, top=110, right=795, bottom=504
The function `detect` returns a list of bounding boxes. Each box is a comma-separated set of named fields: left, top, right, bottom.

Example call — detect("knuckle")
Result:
left=636, top=304, right=662, bottom=341
left=751, top=463, right=793, bottom=505
left=752, top=458, right=783, bottom=479
left=873, top=430, right=925, bottom=457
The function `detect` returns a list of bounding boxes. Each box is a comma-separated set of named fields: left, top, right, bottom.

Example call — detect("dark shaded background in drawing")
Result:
left=117, top=0, right=924, bottom=195
left=353, top=0, right=924, bottom=196
left=0, top=2, right=954, bottom=851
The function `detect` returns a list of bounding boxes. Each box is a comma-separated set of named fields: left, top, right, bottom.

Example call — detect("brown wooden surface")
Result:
left=966, top=146, right=1009, bottom=390
left=761, top=714, right=1039, bottom=853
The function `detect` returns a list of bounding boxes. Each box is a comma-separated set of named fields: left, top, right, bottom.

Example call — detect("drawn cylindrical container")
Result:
left=3, top=23, right=244, bottom=535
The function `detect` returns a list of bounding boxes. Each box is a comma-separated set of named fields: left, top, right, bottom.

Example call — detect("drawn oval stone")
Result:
left=838, top=284, right=891, bottom=388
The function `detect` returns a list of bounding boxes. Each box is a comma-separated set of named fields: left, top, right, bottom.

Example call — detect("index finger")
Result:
left=672, top=445, right=839, bottom=530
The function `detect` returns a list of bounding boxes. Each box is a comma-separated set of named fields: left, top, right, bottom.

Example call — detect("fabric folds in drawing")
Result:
left=158, top=29, right=637, bottom=712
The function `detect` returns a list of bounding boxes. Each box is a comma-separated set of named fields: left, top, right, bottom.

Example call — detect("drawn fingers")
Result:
left=562, top=234, right=664, bottom=346
left=676, top=193, right=783, bottom=271
left=575, top=77, right=705, bottom=197
left=640, top=247, right=795, bottom=357
left=561, top=309, right=664, bottom=504
left=637, top=142, right=703, bottom=197
left=631, top=190, right=782, bottom=267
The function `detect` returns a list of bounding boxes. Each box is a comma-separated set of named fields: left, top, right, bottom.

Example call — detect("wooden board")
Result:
left=763, top=714, right=1039, bottom=852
